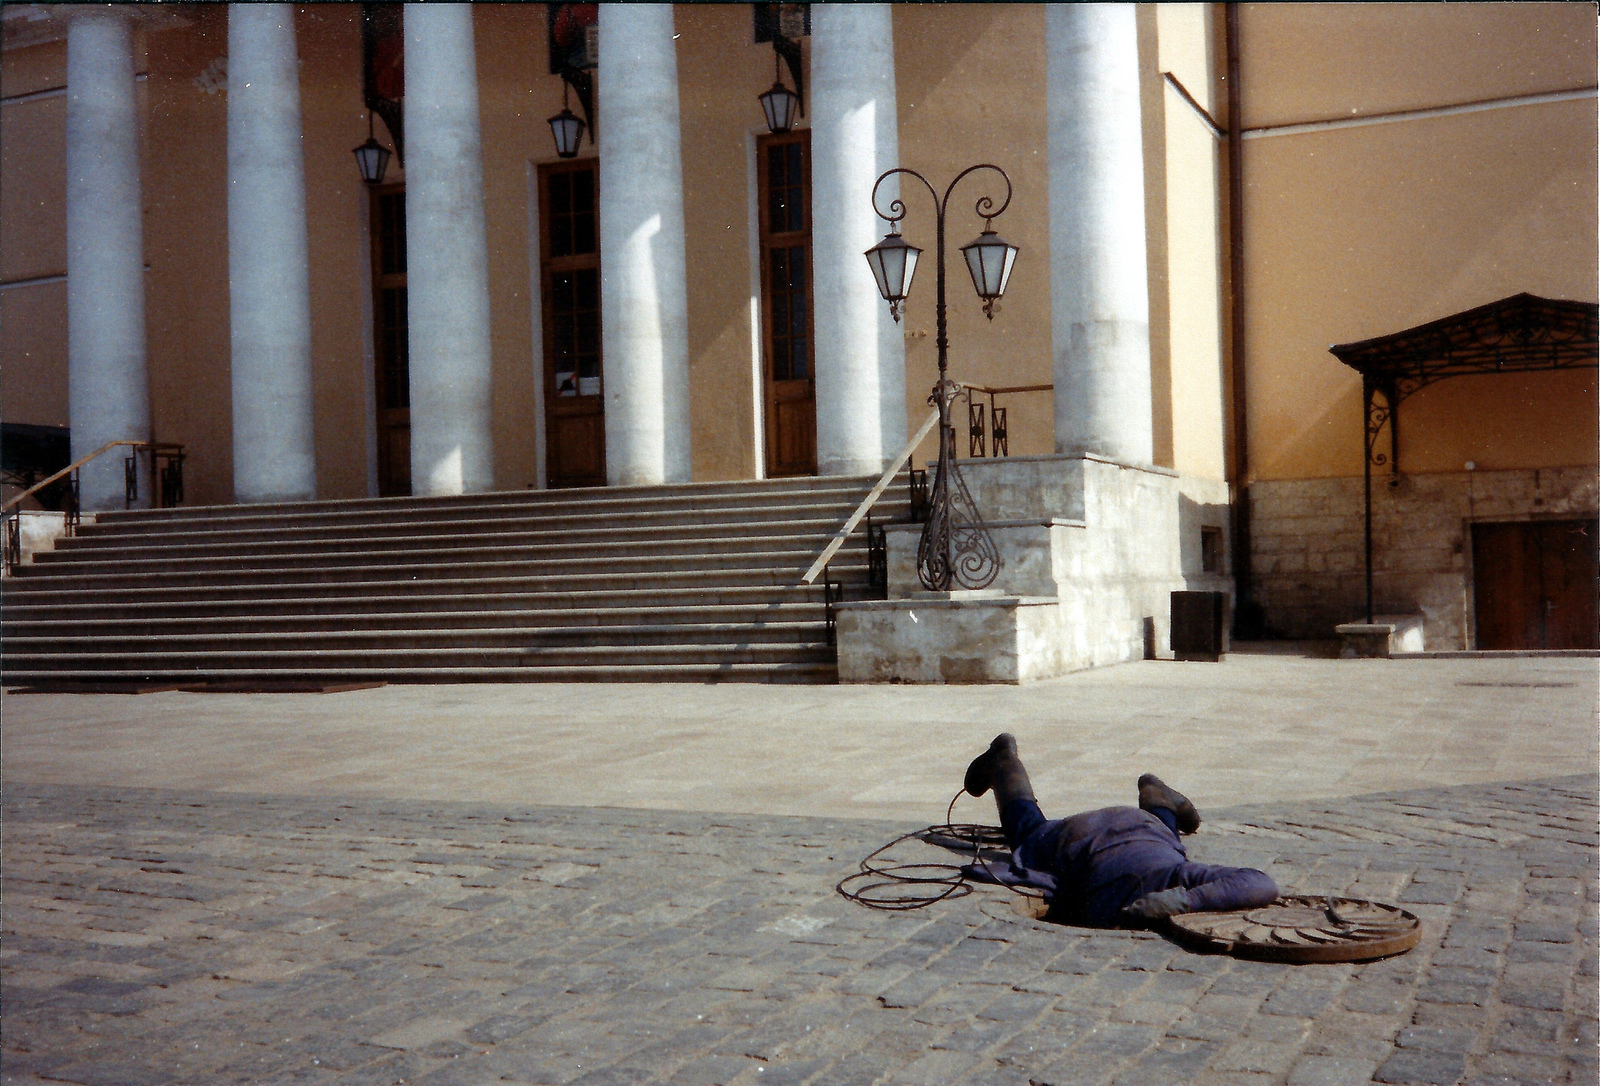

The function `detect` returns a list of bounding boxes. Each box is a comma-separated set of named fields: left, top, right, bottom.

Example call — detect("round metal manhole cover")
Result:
left=1169, top=894, right=1422, bottom=963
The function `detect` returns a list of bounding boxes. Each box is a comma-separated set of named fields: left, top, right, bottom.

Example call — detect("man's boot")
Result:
left=1138, top=773, right=1200, bottom=835
left=965, top=733, right=1036, bottom=808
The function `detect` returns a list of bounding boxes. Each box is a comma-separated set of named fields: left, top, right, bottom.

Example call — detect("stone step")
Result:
left=86, top=479, right=903, bottom=536
left=4, top=619, right=828, bottom=655
left=0, top=660, right=838, bottom=686
left=17, top=543, right=856, bottom=581
left=72, top=499, right=895, bottom=545
left=1, top=557, right=867, bottom=597
left=48, top=512, right=904, bottom=558
left=0, top=601, right=827, bottom=638
left=3, top=473, right=903, bottom=684
left=91, top=473, right=886, bottom=526
left=0, top=584, right=866, bottom=624
left=1, top=641, right=835, bottom=671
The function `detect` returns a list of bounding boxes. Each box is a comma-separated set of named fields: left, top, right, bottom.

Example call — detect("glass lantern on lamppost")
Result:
left=863, top=227, right=921, bottom=324
left=352, top=110, right=391, bottom=184
left=960, top=225, right=1020, bottom=319
left=864, top=164, right=1020, bottom=592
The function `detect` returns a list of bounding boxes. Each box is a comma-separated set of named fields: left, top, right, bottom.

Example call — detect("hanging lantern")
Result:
left=863, top=227, right=922, bottom=323
left=548, top=80, right=586, bottom=159
left=352, top=111, right=391, bottom=184
left=959, top=225, right=1020, bottom=319
left=757, top=51, right=800, bottom=134
left=759, top=80, right=800, bottom=134
left=548, top=107, right=585, bottom=158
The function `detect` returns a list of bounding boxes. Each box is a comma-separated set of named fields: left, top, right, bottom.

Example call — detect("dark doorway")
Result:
left=758, top=130, right=816, bottom=477
left=370, top=185, right=410, bottom=496
left=539, top=161, right=605, bottom=488
left=1472, top=519, right=1599, bottom=649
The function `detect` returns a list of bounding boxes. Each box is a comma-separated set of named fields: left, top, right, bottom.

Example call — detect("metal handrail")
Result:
left=1, top=439, right=167, bottom=514
left=3, top=439, right=185, bottom=574
left=800, top=407, right=941, bottom=586
left=962, top=382, right=1052, bottom=458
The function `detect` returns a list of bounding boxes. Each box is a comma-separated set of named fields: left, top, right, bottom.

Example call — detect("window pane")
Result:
left=576, top=268, right=599, bottom=305
left=573, top=211, right=596, bottom=255
left=550, top=172, right=571, bottom=216
left=379, top=192, right=406, bottom=276
left=791, top=337, right=807, bottom=380
left=551, top=215, right=573, bottom=258
left=572, top=169, right=595, bottom=213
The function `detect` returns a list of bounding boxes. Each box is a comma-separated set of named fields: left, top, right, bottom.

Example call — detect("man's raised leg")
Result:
left=1138, top=773, right=1201, bottom=835
left=964, top=733, right=1042, bottom=851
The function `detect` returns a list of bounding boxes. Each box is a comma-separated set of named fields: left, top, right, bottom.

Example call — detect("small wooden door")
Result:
left=540, top=161, right=605, bottom=488
left=1472, top=519, right=1599, bottom=649
left=370, top=185, right=410, bottom=496
left=758, top=131, right=816, bottom=477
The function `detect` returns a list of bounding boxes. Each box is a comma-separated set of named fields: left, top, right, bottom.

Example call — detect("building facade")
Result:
left=2, top=2, right=1595, bottom=653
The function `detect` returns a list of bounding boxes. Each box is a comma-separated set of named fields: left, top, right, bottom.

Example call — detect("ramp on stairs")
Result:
left=1, top=475, right=904, bottom=687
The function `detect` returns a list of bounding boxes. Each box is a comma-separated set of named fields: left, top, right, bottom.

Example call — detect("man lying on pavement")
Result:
left=962, top=733, right=1279, bottom=926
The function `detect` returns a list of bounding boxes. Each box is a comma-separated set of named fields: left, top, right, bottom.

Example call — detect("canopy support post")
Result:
left=1363, top=377, right=1375, bottom=623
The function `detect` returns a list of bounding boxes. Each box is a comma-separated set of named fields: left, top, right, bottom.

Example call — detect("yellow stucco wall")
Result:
left=1157, top=4, right=1228, bottom=482
left=1238, top=2, right=1599, bottom=481
left=1, top=40, right=73, bottom=432
left=892, top=4, right=1054, bottom=470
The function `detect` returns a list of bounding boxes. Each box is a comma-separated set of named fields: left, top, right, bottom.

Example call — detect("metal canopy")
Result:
left=1329, top=293, right=1600, bottom=623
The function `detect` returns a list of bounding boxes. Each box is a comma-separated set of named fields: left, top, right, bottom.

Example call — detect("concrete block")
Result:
left=1336, top=614, right=1424, bottom=657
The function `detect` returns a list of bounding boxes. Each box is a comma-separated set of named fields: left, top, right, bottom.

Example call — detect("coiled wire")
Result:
left=835, top=790, right=1046, bottom=911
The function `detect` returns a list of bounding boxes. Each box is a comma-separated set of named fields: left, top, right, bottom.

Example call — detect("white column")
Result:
left=65, top=12, right=150, bottom=511
left=404, top=4, right=495, bottom=495
left=1047, top=3, right=1154, bottom=466
left=228, top=3, right=316, bottom=503
left=811, top=3, right=906, bottom=478
left=597, top=3, right=691, bottom=486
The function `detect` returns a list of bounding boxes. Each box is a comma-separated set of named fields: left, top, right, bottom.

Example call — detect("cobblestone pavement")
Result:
left=3, top=774, right=1595, bottom=1086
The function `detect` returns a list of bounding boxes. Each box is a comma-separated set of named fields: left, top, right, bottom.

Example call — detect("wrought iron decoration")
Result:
left=869, top=165, right=1015, bottom=591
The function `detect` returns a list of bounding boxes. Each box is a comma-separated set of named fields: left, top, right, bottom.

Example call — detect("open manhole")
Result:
left=1168, top=894, right=1421, bottom=963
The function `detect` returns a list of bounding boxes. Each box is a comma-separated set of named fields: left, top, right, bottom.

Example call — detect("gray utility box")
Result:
left=1171, top=591, right=1228, bottom=662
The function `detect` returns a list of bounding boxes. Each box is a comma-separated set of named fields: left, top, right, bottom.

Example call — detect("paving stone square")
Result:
left=2, top=656, right=1596, bottom=1084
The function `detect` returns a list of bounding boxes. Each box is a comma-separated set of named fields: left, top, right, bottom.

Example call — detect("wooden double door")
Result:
left=370, top=185, right=411, bottom=496
left=759, top=131, right=817, bottom=477
left=1472, top=519, right=1599, bottom=649
left=540, top=161, right=606, bottom=488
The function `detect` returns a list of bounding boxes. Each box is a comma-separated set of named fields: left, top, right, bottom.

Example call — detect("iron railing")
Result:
left=962, top=383, right=1052, bottom=458
left=2, top=440, right=186, bottom=574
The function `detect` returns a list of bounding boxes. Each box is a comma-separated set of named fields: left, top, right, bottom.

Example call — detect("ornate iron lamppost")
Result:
left=864, top=165, right=1020, bottom=591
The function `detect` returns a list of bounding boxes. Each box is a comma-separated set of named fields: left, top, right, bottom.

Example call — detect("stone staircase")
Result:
left=0, top=475, right=904, bottom=687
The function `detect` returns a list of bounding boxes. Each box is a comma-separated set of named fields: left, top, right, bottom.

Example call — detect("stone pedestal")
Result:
left=836, top=455, right=1232, bottom=683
